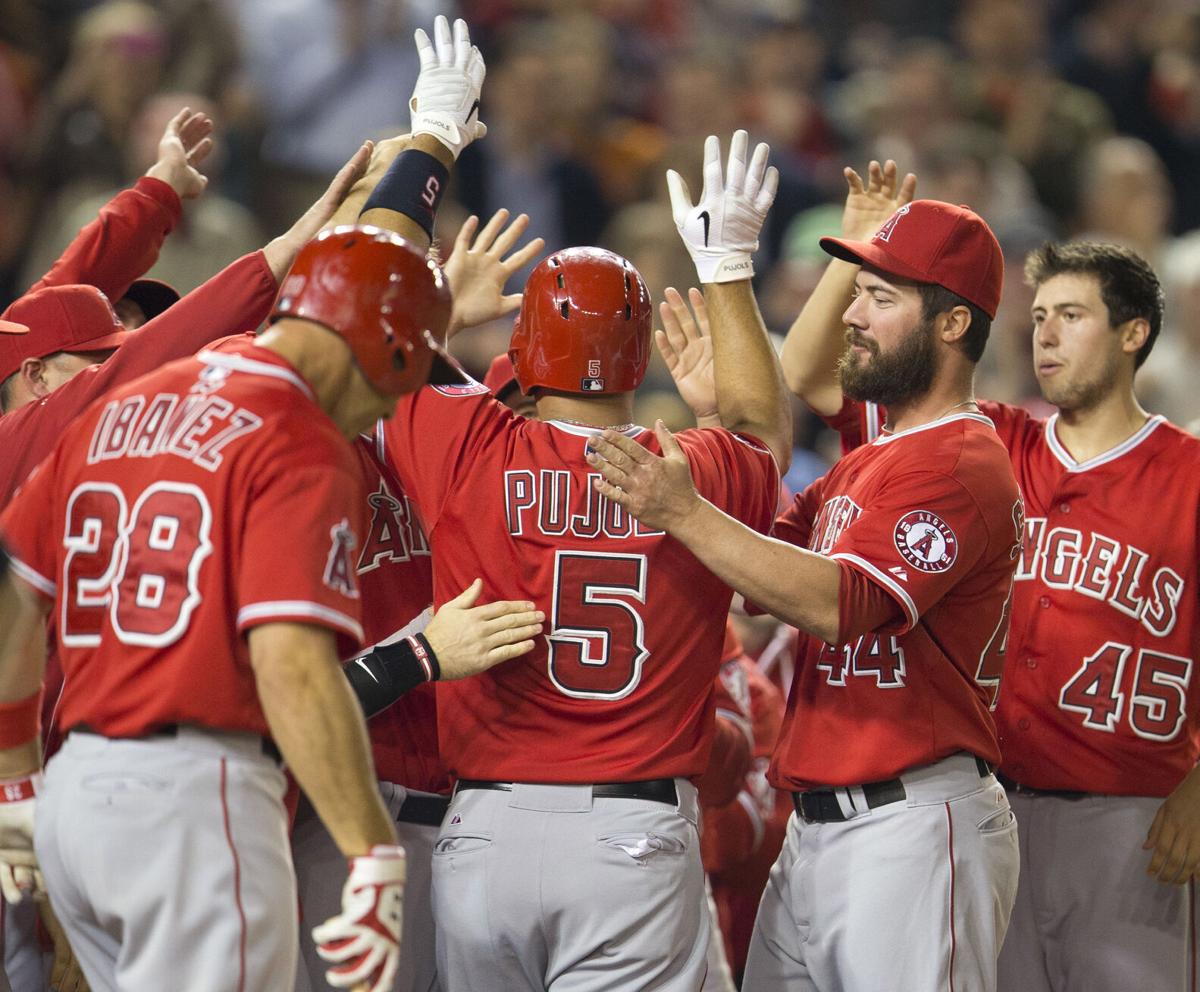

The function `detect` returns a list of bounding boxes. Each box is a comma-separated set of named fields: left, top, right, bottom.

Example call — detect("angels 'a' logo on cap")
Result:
left=874, top=204, right=912, bottom=244
left=893, top=509, right=958, bottom=573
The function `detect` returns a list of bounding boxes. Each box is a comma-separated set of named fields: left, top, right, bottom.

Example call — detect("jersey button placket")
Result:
left=1017, top=718, right=1031, bottom=731
left=1039, top=595, right=1051, bottom=608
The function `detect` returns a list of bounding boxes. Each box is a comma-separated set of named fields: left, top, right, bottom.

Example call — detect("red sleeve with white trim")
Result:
left=0, top=447, right=64, bottom=601
left=237, top=454, right=367, bottom=652
left=828, top=470, right=992, bottom=634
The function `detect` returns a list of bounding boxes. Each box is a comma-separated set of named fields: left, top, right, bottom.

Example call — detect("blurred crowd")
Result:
left=3, top=0, right=1199, bottom=480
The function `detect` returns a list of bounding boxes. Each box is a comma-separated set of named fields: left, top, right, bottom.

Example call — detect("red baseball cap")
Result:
left=0, top=285, right=125, bottom=382
left=483, top=352, right=520, bottom=400
left=820, top=200, right=1004, bottom=319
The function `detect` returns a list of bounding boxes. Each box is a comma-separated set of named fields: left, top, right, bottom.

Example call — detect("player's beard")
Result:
left=1038, top=348, right=1122, bottom=415
left=837, top=316, right=938, bottom=407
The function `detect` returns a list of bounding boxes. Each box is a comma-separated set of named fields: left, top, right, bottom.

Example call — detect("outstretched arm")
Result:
left=781, top=160, right=916, bottom=416
left=668, top=131, right=791, bottom=469
left=26, top=107, right=215, bottom=300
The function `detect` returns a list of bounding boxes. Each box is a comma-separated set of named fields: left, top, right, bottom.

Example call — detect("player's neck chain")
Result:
left=884, top=399, right=978, bottom=435
left=557, top=417, right=637, bottom=432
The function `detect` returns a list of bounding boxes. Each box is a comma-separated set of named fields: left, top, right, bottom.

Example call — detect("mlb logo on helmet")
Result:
left=581, top=359, right=605, bottom=392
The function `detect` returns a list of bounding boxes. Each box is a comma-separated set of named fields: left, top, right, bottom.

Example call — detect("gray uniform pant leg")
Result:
left=35, top=730, right=296, bottom=992
left=998, top=790, right=1197, bottom=992
left=433, top=781, right=709, bottom=992
left=294, top=782, right=441, bottom=992
left=744, top=754, right=1019, bottom=992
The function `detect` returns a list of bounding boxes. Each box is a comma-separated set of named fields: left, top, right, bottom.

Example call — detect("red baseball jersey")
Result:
left=350, top=430, right=448, bottom=794
left=0, top=345, right=366, bottom=739
left=829, top=399, right=1200, bottom=796
left=381, top=384, right=780, bottom=782
left=768, top=412, right=1024, bottom=790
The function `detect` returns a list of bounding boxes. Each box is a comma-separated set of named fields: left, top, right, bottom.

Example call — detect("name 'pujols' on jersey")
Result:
left=504, top=469, right=665, bottom=541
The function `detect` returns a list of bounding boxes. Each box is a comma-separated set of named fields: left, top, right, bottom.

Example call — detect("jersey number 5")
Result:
left=62, top=482, right=213, bottom=648
left=547, top=550, right=648, bottom=700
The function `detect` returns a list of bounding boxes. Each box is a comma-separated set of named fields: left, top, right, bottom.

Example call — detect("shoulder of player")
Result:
left=669, top=425, right=773, bottom=460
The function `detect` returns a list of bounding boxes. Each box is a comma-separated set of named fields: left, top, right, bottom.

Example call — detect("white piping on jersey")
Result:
left=865, top=401, right=883, bottom=443
left=196, top=350, right=316, bottom=401
left=736, top=791, right=766, bottom=851
left=871, top=411, right=995, bottom=445
left=1044, top=413, right=1165, bottom=473
left=829, top=551, right=920, bottom=630
left=237, top=600, right=364, bottom=642
left=546, top=420, right=646, bottom=439
left=9, top=555, right=56, bottom=597
left=716, top=707, right=755, bottom=750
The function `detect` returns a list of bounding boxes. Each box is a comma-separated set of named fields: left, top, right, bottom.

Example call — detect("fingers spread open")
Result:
left=490, top=212, right=530, bottom=257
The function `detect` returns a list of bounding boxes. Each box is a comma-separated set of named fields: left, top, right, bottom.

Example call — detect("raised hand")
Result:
left=658, top=287, right=717, bottom=425
left=667, top=130, right=779, bottom=284
left=262, top=141, right=374, bottom=281
left=841, top=159, right=917, bottom=241
left=410, top=16, right=487, bottom=160
left=443, top=210, right=545, bottom=337
left=423, top=579, right=544, bottom=680
left=144, top=106, right=215, bottom=201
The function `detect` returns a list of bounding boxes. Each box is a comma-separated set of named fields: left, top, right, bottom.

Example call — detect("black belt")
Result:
left=997, top=773, right=1089, bottom=800
left=456, top=778, right=679, bottom=806
left=397, top=793, right=451, bottom=827
left=794, top=756, right=993, bottom=824
left=70, top=723, right=283, bottom=765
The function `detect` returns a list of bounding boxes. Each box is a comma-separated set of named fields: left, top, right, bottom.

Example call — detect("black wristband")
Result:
left=343, top=634, right=439, bottom=719
left=360, top=149, right=449, bottom=237
left=0, top=542, right=8, bottom=582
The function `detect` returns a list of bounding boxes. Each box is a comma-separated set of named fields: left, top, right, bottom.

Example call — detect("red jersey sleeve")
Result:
left=24, top=177, right=181, bottom=300
left=380, top=382, right=509, bottom=530
left=679, top=428, right=780, bottom=533
left=977, top=399, right=1037, bottom=451
left=828, top=470, right=995, bottom=634
left=0, top=446, right=63, bottom=600
left=236, top=448, right=367, bottom=651
left=819, top=396, right=884, bottom=454
left=771, top=475, right=825, bottom=550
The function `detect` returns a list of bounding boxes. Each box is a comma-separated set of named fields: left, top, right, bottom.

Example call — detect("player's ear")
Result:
left=938, top=305, right=972, bottom=347
left=17, top=357, right=49, bottom=398
left=1119, top=316, right=1150, bottom=358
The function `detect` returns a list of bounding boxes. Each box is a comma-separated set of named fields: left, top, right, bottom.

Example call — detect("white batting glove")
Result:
left=667, top=131, right=780, bottom=284
left=0, top=773, right=43, bottom=904
left=410, top=15, right=487, bottom=159
left=313, top=844, right=406, bottom=992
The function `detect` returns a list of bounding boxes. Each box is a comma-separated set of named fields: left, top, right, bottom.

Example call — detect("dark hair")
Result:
left=918, top=284, right=992, bottom=363
left=1023, top=241, right=1164, bottom=369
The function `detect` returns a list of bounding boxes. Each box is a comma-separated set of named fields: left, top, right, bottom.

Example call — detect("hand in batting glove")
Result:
left=313, top=844, right=406, bottom=992
left=410, top=15, right=487, bottom=159
left=666, top=130, right=779, bottom=284
left=0, top=773, right=43, bottom=903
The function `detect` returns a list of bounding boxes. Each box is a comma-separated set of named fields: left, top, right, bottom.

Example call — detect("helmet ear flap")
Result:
left=509, top=247, right=651, bottom=396
left=270, top=225, right=459, bottom=395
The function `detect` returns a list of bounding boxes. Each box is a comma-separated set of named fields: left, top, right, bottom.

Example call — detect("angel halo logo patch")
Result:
left=893, top=509, right=958, bottom=573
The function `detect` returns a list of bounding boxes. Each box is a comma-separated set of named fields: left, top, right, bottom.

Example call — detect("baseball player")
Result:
left=0, top=226, right=542, bottom=992
left=363, top=129, right=788, bottom=991
left=589, top=196, right=1024, bottom=991
left=787, top=162, right=1200, bottom=991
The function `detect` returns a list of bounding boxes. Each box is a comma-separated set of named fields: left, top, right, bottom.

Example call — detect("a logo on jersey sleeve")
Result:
left=323, top=519, right=360, bottom=598
left=893, top=510, right=958, bottom=573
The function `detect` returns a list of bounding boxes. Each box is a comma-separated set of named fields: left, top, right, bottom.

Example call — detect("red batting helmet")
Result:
left=509, top=247, right=651, bottom=395
left=271, top=225, right=462, bottom=395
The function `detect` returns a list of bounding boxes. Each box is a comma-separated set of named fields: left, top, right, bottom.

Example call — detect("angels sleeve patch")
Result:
left=893, top=510, right=958, bottom=573
left=323, top=518, right=361, bottom=598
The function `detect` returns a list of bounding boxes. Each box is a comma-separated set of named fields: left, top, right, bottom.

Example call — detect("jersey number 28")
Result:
left=62, top=481, right=212, bottom=648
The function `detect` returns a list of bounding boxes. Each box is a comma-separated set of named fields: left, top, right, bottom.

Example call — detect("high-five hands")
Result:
left=666, top=131, right=779, bottom=284
left=841, top=160, right=917, bottom=241
left=410, top=16, right=487, bottom=160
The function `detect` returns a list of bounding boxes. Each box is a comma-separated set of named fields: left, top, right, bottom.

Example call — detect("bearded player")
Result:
left=590, top=195, right=1024, bottom=991
left=360, top=129, right=789, bottom=990
left=786, top=160, right=1200, bottom=992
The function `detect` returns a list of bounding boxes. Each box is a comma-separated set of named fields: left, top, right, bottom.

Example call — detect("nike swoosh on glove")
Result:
left=410, top=15, right=487, bottom=160
left=313, top=844, right=406, bottom=992
left=667, top=130, right=779, bottom=283
left=0, top=773, right=43, bottom=904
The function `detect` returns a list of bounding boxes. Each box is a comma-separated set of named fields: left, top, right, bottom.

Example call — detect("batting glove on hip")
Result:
left=667, top=130, right=779, bottom=284
left=410, top=15, right=487, bottom=159
left=313, top=844, right=406, bottom=992
left=0, top=773, right=43, bottom=904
